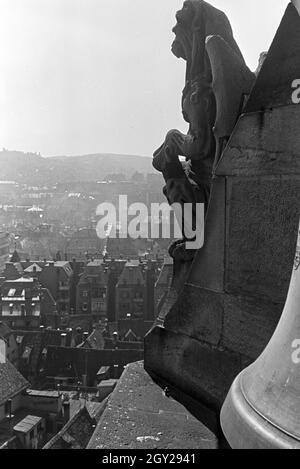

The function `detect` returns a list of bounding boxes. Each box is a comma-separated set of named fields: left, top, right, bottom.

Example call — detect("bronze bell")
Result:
left=220, top=224, right=300, bottom=449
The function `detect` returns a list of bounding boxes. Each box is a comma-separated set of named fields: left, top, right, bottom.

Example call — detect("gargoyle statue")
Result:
left=153, top=0, right=255, bottom=262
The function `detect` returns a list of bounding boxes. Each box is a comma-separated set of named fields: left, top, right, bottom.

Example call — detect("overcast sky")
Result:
left=0, top=0, right=289, bottom=157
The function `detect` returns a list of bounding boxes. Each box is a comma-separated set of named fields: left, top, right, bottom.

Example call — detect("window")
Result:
left=30, top=430, right=34, bottom=440
left=82, top=303, right=88, bottom=311
left=82, top=291, right=88, bottom=297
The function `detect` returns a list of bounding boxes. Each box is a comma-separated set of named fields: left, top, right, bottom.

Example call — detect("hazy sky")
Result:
left=0, top=0, right=289, bottom=157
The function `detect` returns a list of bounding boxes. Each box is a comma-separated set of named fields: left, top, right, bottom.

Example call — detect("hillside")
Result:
left=0, top=150, right=155, bottom=185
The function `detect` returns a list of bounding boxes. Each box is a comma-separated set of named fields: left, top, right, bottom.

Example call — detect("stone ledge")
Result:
left=88, top=361, right=217, bottom=450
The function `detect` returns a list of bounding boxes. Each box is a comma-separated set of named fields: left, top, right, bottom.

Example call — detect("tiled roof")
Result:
left=0, top=361, right=29, bottom=406
left=43, top=406, right=97, bottom=449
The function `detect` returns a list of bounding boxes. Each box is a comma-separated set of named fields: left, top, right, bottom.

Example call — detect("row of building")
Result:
left=0, top=326, right=111, bottom=449
left=0, top=251, right=173, bottom=331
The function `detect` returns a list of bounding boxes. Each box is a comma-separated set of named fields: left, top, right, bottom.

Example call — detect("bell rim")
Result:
left=220, top=372, right=300, bottom=449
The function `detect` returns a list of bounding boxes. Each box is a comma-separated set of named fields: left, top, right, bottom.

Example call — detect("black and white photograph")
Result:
left=0, top=0, right=300, bottom=454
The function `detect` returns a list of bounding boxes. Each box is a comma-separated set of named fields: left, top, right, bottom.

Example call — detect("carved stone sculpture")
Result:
left=145, top=1, right=300, bottom=440
left=153, top=0, right=255, bottom=261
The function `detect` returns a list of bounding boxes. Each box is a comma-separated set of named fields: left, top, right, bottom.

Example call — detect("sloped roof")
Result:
left=10, top=250, right=21, bottom=263
left=14, top=415, right=42, bottom=433
left=78, top=263, right=106, bottom=286
left=54, top=261, right=73, bottom=277
left=116, top=319, right=153, bottom=340
left=124, top=329, right=138, bottom=341
left=21, top=261, right=46, bottom=270
left=0, top=361, right=29, bottom=406
left=4, top=262, right=24, bottom=277
left=15, top=329, right=65, bottom=379
left=7, top=277, right=34, bottom=283
left=40, top=287, right=56, bottom=306
left=24, top=263, right=43, bottom=273
left=87, top=259, right=104, bottom=267
left=0, top=322, right=13, bottom=340
left=155, top=261, right=173, bottom=287
left=43, top=406, right=97, bottom=449
left=80, top=329, right=105, bottom=350
left=116, top=263, right=144, bottom=287
left=69, top=400, right=106, bottom=422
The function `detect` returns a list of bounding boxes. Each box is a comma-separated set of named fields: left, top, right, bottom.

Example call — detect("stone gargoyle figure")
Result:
left=153, top=0, right=255, bottom=262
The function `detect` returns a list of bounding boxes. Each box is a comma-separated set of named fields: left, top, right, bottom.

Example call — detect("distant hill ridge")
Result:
left=0, top=150, right=155, bottom=184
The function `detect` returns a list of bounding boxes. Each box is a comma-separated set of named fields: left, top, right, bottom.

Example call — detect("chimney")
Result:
left=63, top=400, right=70, bottom=423
left=73, top=327, right=83, bottom=346
left=61, top=333, right=67, bottom=347
left=113, top=365, right=119, bottom=379
left=112, top=331, right=118, bottom=349
left=82, top=374, right=87, bottom=387
left=5, top=399, right=12, bottom=419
